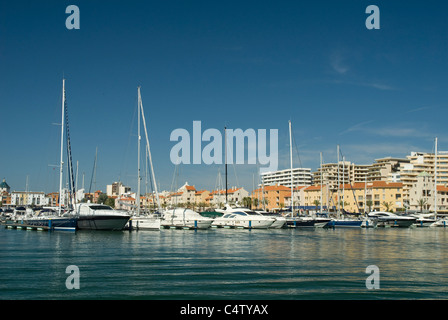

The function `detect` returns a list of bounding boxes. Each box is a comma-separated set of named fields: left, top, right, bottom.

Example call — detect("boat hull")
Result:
left=77, top=215, right=130, bottom=231
left=22, top=217, right=77, bottom=231
left=327, top=219, right=362, bottom=228
left=376, top=219, right=415, bottom=228
left=212, top=218, right=274, bottom=229
left=130, top=217, right=161, bottom=230
left=161, top=219, right=213, bottom=229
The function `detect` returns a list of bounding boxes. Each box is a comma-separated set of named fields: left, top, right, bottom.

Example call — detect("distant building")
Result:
left=261, top=168, right=312, bottom=188
left=11, top=191, right=49, bottom=206
left=0, top=179, right=10, bottom=193
left=107, top=182, right=131, bottom=197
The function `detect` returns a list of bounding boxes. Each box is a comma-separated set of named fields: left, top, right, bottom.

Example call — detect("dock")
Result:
left=2, top=222, right=76, bottom=232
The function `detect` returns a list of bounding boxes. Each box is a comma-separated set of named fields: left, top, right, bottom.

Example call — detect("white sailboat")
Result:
left=23, top=79, right=77, bottom=231
left=128, top=86, right=162, bottom=230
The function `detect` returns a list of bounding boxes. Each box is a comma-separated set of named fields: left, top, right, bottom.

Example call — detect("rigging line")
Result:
left=64, top=90, right=76, bottom=207
left=120, top=96, right=138, bottom=186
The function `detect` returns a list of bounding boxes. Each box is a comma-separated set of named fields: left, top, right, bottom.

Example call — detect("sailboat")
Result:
left=328, top=145, right=363, bottom=228
left=22, top=79, right=77, bottom=231
left=128, top=86, right=162, bottom=230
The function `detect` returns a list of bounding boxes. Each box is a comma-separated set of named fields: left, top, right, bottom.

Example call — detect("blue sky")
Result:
left=1, top=0, right=447, bottom=194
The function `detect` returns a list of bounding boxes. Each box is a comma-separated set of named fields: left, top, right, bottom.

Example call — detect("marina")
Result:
left=2, top=224, right=448, bottom=300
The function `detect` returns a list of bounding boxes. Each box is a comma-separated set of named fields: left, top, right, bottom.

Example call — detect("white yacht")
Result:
left=411, top=213, right=437, bottom=227
left=74, top=203, right=131, bottom=230
left=213, top=205, right=275, bottom=229
left=160, top=208, right=213, bottom=229
left=368, top=211, right=416, bottom=228
left=255, top=211, right=287, bottom=228
left=430, top=218, right=448, bottom=228
left=129, top=213, right=162, bottom=230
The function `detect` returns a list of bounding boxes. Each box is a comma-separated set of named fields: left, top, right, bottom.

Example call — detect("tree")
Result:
left=313, top=200, right=320, bottom=211
left=366, top=200, right=373, bottom=212
left=242, top=197, right=252, bottom=209
left=382, top=201, right=393, bottom=212
left=417, top=198, right=427, bottom=212
left=97, top=193, right=108, bottom=204
left=104, top=197, right=115, bottom=208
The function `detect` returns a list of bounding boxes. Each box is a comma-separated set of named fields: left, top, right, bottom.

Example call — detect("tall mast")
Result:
left=289, top=120, right=293, bottom=217
left=59, top=79, right=65, bottom=216
left=137, top=86, right=141, bottom=216
left=435, top=137, right=438, bottom=216
left=139, top=87, right=161, bottom=210
left=337, top=144, right=340, bottom=215
left=320, top=152, right=323, bottom=212
left=225, top=126, right=228, bottom=204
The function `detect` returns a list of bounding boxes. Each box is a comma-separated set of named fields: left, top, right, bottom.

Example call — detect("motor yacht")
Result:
left=213, top=205, right=275, bottom=229
left=368, top=211, right=416, bottom=228
left=255, top=211, right=287, bottom=228
left=128, top=212, right=162, bottom=230
left=411, top=213, right=437, bottom=227
left=161, top=208, right=213, bottom=229
left=74, top=203, right=131, bottom=230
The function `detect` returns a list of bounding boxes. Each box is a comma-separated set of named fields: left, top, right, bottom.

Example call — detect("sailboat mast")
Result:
left=289, top=120, right=293, bottom=217
left=58, top=79, right=65, bottom=216
left=139, top=87, right=161, bottom=210
left=320, top=152, right=323, bottom=212
left=137, top=87, right=141, bottom=216
left=337, top=144, right=340, bottom=215
left=225, top=126, right=228, bottom=204
left=435, top=137, right=438, bottom=216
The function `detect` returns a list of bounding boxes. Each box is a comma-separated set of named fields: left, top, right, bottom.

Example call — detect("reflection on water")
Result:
left=1, top=227, right=448, bottom=299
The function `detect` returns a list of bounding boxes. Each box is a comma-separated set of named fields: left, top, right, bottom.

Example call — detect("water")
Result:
left=1, top=226, right=448, bottom=300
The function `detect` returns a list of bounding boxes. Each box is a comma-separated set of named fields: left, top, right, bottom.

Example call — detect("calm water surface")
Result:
left=1, top=226, right=448, bottom=300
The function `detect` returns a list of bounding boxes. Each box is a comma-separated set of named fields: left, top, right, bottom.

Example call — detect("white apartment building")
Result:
left=11, top=191, right=49, bottom=206
left=106, top=182, right=131, bottom=197
left=261, top=168, right=312, bottom=188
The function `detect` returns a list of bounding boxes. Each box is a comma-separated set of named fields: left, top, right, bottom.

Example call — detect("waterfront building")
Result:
left=332, top=181, right=404, bottom=213
left=407, top=171, right=448, bottom=213
left=206, top=187, right=249, bottom=208
left=0, top=179, right=10, bottom=193
left=261, top=168, right=312, bottom=188
left=312, top=157, right=409, bottom=190
left=106, top=181, right=131, bottom=197
left=251, top=184, right=293, bottom=211
left=11, top=191, right=49, bottom=206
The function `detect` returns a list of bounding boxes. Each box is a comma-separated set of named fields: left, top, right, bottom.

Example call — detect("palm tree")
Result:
left=252, top=198, right=259, bottom=209
left=382, top=201, right=393, bottom=212
left=417, top=198, right=427, bottom=212
left=366, top=200, right=373, bottom=212
left=242, top=197, right=252, bottom=209
left=313, top=199, right=320, bottom=212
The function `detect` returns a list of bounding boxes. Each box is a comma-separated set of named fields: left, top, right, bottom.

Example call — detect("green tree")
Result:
left=97, top=193, right=108, bottom=204
left=104, top=197, right=115, bottom=208
left=417, top=198, right=427, bottom=212
left=382, top=201, right=393, bottom=212
left=366, top=200, right=373, bottom=212
left=313, top=199, right=320, bottom=211
left=242, top=197, right=252, bottom=209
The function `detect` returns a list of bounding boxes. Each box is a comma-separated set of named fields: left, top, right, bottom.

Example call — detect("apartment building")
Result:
left=261, top=168, right=312, bottom=188
left=11, top=191, right=49, bottom=206
left=251, top=185, right=292, bottom=211
left=332, top=181, right=404, bottom=213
